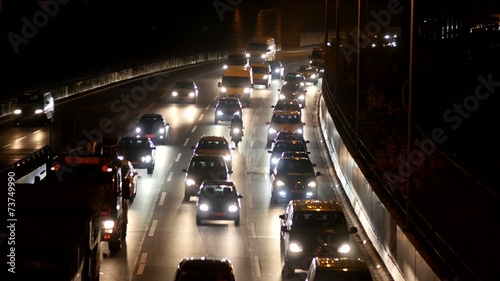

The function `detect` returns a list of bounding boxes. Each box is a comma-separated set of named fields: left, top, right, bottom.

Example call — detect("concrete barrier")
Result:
left=318, top=94, right=439, bottom=281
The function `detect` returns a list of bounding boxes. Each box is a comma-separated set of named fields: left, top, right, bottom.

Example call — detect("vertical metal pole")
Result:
left=356, top=0, right=361, bottom=153
left=335, top=0, right=340, bottom=99
left=406, top=0, right=415, bottom=229
left=325, top=0, right=328, bottom=48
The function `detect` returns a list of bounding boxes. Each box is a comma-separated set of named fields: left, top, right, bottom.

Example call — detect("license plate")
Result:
left=212, top=212, right=226, bottom=216
left=291, top=190, right=303, bottom=193
left=145, top=134, right=155, bottom=138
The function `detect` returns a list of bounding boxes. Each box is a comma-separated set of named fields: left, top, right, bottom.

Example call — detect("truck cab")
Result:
left=218, top=66, right=254, bottom=106
left=46, top=153, right=128, bottom=254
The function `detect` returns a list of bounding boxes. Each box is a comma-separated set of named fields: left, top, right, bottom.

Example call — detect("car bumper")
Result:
left=196, top=210, right=240, bottom=221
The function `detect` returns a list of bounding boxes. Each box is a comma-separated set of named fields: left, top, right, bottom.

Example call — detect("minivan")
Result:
left=245, top=36, right=276, bottom=62
left=13, top=90, right=55, bottom=126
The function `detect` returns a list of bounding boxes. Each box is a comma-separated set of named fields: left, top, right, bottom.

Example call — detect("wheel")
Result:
left=147, top=166, right=154, bottom=174
left=196, top=215, right=202, bottom=225
left=314, top=79, right=318, bottom=85
left=109, top=237, right=122, bottom=254
left=214, top=118, right=218, bottom=124
left=234, top=140, right=239, bottom=147
left=234, top=214, right=240, bottom=226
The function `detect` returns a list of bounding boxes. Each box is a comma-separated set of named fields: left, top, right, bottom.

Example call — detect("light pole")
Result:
left=406, top=0, right=415, bottom=230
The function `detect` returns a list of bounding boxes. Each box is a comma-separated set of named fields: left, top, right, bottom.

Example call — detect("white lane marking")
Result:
left=205, top=104, right=211, bottom=110
left=175, top=153, right=182, bottom=162
left=183, top=138, right=189, bottom=147
left=136, top=253, right=148, bottom=275
left=249, top=140, right=254, bottom=148
left=191, top=125, right=197, bottom=133
left=148, top=220, right=158, bottom=237
left=198, top=114, right=204, bottom=121
left=166, top=172, right=174, bottom=181
left=249, top=221, right=256, bottom=239
left=247, top=194, right=253, bottom=209
left=159, top=192, right=167, bottom=206
left=253, top=256, right=262, bottom=278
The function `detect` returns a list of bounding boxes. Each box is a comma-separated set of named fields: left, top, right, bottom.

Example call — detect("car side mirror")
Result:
left=271, top=105, right=275, bottom=108
left=267, top=150, right=272, bottom=153
left=191, top=146, right=195, bottom=149
left=279, top=214, right=286, bottom=220
left=349, top=226, right=358, bottom=234
left=316, top=171, right=321, bottom=176
left=277, top=89, right=280, bottom=92
left=266, top=121, right=271, bottom=125
left=218, top=82, right=222, bottom=87
left=133, top=171, right=139, bottom=176
left=237, top=194, right=243, bottom=198
left=182, top=169, right=187, bottom=173
left=302, top=122, right=306, bottom=125
left=305, top=140, right=310, bottom=143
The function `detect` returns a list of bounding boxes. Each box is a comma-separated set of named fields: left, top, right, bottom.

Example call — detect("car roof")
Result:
left=272, top=110, right=301, bottom=117
left=201, top=180, right=235, bottom=187
left=191, top=154, right=226, bottom=160
left=177, top=257, right=233, bottom=270
left=198, top=135, right=229, bottom=142
left=313, top=257, right=371, bottom=272
left=250, top=62, right=270, bottom=67
left=291, top=199, right=344, bottom=212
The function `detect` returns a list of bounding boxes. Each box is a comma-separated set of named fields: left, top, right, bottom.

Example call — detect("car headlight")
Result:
left=223, top=154, right=232, bottom=161
left=223, top=65, right=228, bottom=69
left=102, top=220, right=116, bottom=234
left=221, top=87, right=227, bottom=93
left=298, top=94, right=305, bottom=100
left=279, top=94, right=286, bottom=99
left=172, top=91, right=178, bottom=96
left=189, top=92, right=195, bottom=97
left=296, top=128, right=303, bottom=134
left=217, top=110, right=224, bottom=116
left=310, top=74, right=316, bottom=79
left=186, top=178, right=196, bottom=186
left=263, top=75, right=268, bottom=79
left=232, top=128, right=240, bottom=134
left=141, top=155, right=152, bottom=163
left=271, top=157, right=279, bottom=164
left=275, top=69, right=280, bottom=73
left=35, top=109, right=43, bottom=114
left=199, top=203, right=209, bottom=211
left=244, top=87, right=250, bottom=93
left=14, top=109, right=21, bottom=114
left=306, top=191, right=314, bottom=197
left=261, top=54, right=266, bottom=59
left=233, top=111, right=240, bottom=116
left=278, top=190, right=287, bottom=196
left=228, top=205, right=238, bottom=212
left=268, top=128, right=277, bottom=134
left=289, top=242, right=303, bottom=252
left=245, top=53, right=250, bottom=58
left=159, top=128, right=165, bottom=134
left=300, top=82, right=305, bottom=86
left=338, top=243, right=351, bottom=253
left=307, top=181, right=317, bottom=188
left=275, top=180, right=285, bottom=187
left=135, top=127, right=141, bottom=133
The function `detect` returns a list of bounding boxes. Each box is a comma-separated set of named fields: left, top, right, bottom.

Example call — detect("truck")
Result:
left=245, top=36, right=276, bottom=62
left=45, top=152, right=128, bottom=254
left=5, top=182, right=104, bottom=280
left=218, top=66, right=254, bottom=106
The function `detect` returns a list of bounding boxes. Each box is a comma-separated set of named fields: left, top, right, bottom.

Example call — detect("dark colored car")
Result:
left=266, top=60, right=284, bottom=79
left=283, top=72, right=306, bottom=87
left=272, top=98, right=303, bottom=114
left=270, top=156, right=320, bottom=203
left=297, top=64, right=319, bottom=85
left=170, top=80, right=199, bottom=103
left=305, top=257, right=374, bottom=281
left=173, top=257, right=236, bottom=281
left=279, top=200, right=358, bottom=273
left=135, top=113, right=169, bottom=145
left=309, top=60, right=326, bottom=77
left=121, top=160, right=139, bottom=202
left=214, top=98, right=243, bottom=124
left=268, top=139, right=308, bottom=173
left=119, top=136, right=156, bottom=174
left=182, top=154, right=232, bottom=199
left=195, top=180, right=243, bottom=226
left=223, top=53, right=249, bottom=69
left=278, top=83, right=307, bottom=108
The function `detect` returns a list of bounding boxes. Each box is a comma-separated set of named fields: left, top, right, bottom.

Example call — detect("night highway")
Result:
left=0, top=49, right=393, bottom=280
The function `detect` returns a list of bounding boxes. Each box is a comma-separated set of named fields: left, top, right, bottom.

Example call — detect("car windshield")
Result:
left=174, top=82, right=194, bottom=89
left=221, top=76, right=250, bottom=87
left=197, top=140, right=229, bottom=150
left=276, top=158, right=314, bottom=175
left=285, top=76, right=304, bottom=84
left=271, top=114, right=301, bottom=124
left=272, top=143, right=305, bottom=155
left=201, top=184, right=236, bottom=198
left=253, top=67, right=269, bottom=74
left=17, top=94, right=42, bottom=103
left=299, top=66, right=314, bottom=71
left=218, top=99, right=239, bottom=107
left=313, top=271, right=373, bottom=281
left=281, top=84, right=304, bottom=93
left=122, top=139, right=150, bottom=149
left=292, top=211, right=347, bottom=231
left=190, top=159, right=226, bottom=171
left=247, top=43, right=267, bottom=51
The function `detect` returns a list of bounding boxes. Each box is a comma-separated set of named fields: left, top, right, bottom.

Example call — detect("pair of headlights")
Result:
left=288, top=242, right=351, bottom=254
left=198, top=203, right=238, bottom=213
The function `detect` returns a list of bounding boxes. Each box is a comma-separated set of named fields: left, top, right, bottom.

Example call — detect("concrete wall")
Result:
left=318, top=95, right=439, bottom=281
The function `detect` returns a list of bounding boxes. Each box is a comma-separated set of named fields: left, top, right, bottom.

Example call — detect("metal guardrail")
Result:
left=321, top=81, right=477, bottom=280
left=0, top=145, right=50, bottom=182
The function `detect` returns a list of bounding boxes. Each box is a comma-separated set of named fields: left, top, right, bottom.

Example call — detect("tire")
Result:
left=214, top=118, right=218, bottom=124
left=196, top=215, right=202, bottom=225
left=234, top=215, right=240, bottom=226
left=314, top=80, right=318, bottom=85
left=147, top=166, right=154, bottom=174
left=109, top=237, right=122, bottom=254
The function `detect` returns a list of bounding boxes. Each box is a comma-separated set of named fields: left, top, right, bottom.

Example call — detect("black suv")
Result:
left=135, top=113, right=169, bottom=145
left=182, top=154, right=232, bottom=199
left=173, top=257, right=236, bottom=281
left=279, top=199, right=358, bottom=273
left=270, top=156, right=320, bottom=203
left=214, top=98, right=243, bottom=124
left=268, top=139, right=308, bottom=173
left=119, top=136, right=156, bottom=174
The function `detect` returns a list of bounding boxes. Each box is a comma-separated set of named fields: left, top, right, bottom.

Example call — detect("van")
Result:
left=13, top=90, right=55, bottom=126
left=250, top=62, right=272, bottom=88
left=245, top=36, right=276, bottom=62
left=218, top=66, right=253, bottom=106
left=223, top=53, right=249, bottom=69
